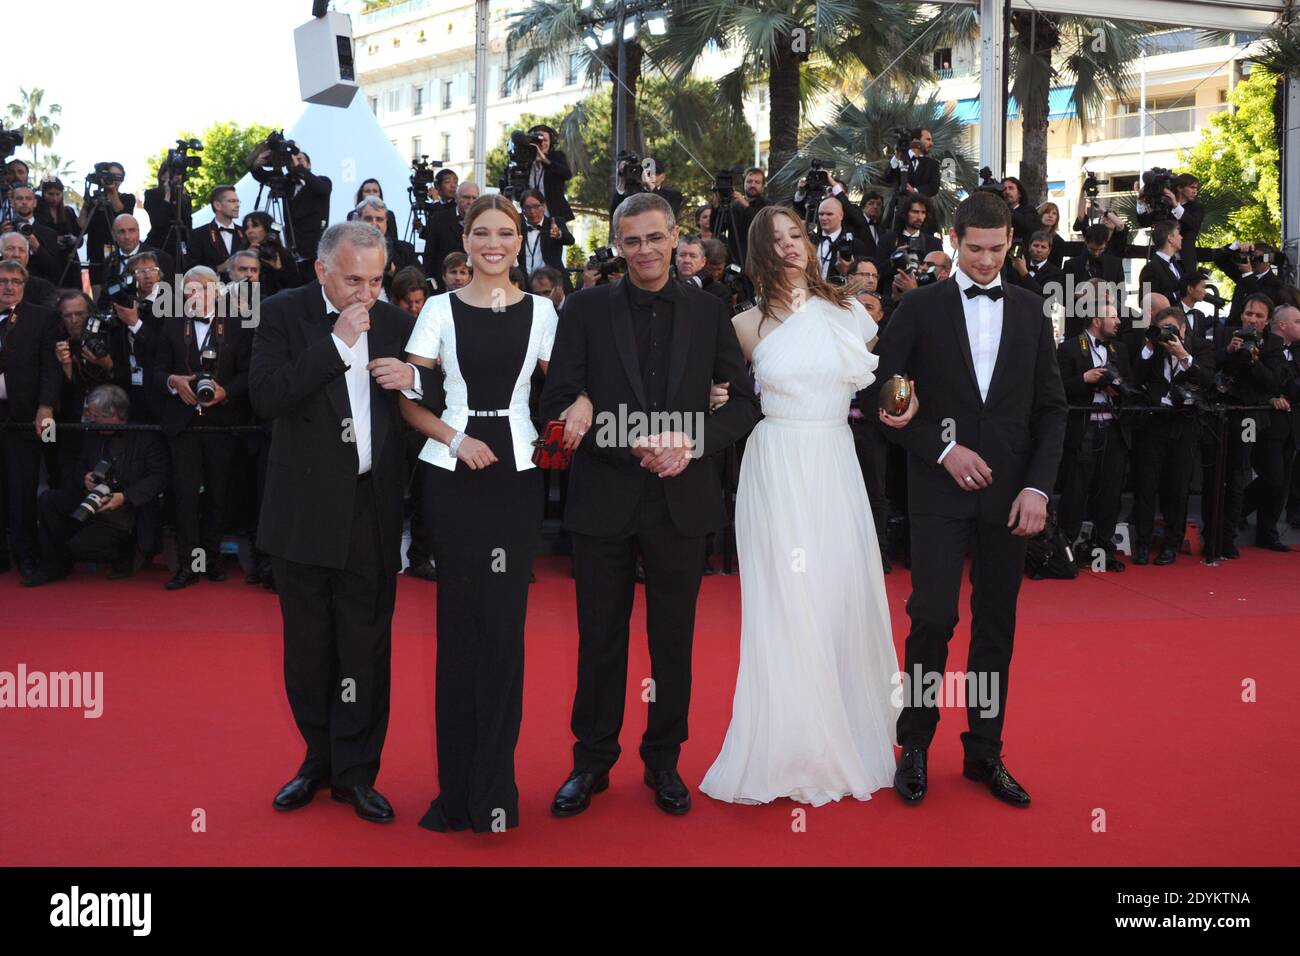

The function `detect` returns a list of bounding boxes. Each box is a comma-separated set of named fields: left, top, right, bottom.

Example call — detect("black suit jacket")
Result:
left=1057, top=331, right=1137, bottom=449
left=539, top=278, right=760, bottom=537
left=885, top=153, right=941, bottom=198
left=186, top=221, right=248, bottom=272
left=530, top=150, right=575, bottom=223
left=517, top=216, right=574, bottom=290
left=1138, top=253, right=1187, bottom=304
left=1131, top=331, right=1216, bottom=410
left=152, top=311, right=253, bottom=438
left=248, top=282, right=441, bottom=575
left=289, top=170, right=332, bottom=260
left=1275, top=341, right=1300, bottom=442
left=76, top=427, right=170, bottom=555
left=1212, top=247, right=1286, bottom=321
left=1012, top=259, right=1067, bottom=301
left=865, top=278, right=1068, bottom=523
left=383, top=238, right=420, bottom=294
left=421, top=205, right=465, bottom=287
left=875, top=230, right=943, bottom=286
left=0, top=302, right=61, bottom=428
left=3, top=220, right=63, bottom=283
left=21, top=274, right=57, bottom=309
left=101, top=244, right=176, bottom=298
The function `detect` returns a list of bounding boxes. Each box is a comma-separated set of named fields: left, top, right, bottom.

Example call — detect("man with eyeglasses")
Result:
left=516, top=188, right=575, bottom=293
left=1, top=231, right=56, bottom=308
left=116, top=253, right=163, bottom=423
left=0, top=260, right=60, bottom=581
left=100, top=214, right=175, bottom=305
left=187, top=185, right=248, bottom=272
left=0, top=185, right=63, bottom=285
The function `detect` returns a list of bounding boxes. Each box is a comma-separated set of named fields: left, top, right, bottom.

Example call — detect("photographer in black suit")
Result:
left=1055, top=284, right=1134, bottom=571
left=1001, top=177, right=1040, bottom=244
left=1, top=184, right=63, bottom=284
left=142, top=162, right=191, bottom=264
left=0, top=260, right=59, bottom=580
left=99, top=215, right=175, bottom=301
left=422, top=181, right=479, bottom=288
left=809, top=195, right=872, bottom=281
left=1242, top=304, right=1297, bottom=551
left=1, top=231, right=56, bottom=308
left=1138, top=173, right=1204, bottom=275
left=516, top=188, right=574, bottom=291
left=1008, top=230, right=1067, bottom=300
left=539, top=191, right=760, bottom=817
left=610, top=156, right=684, bottom=222
left=186, top=185, right=247, bottom=272
left=28, top=385, right=168, bottom=586
left=153, top=266, right=252, bottom=589
left=1262, top=305, right=1300, bottom=544
left=1138, top=220, right=1188, bottom=305
left=876, top=195, right=942, bottom=289
left=884, top=127, right=940, bottom=232
left=251, top=221, right=443, bottom=824
left=285, top=151, right=332, bottom=276
left=866, top=190, right=1067, bottom=807
left=524, top=124, right=575, bottom=224
left=353, top=197, right=419, bottom=297
left=1130, top=306, right=1216, bottom=565
left=1063, top=224, right=1127, bottom=338
left=1213, top=240, right=1285, bottom=323
left=77, top=163, right=135, bottom=287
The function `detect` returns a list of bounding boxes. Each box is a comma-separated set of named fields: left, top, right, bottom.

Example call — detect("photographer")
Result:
left=1130, top=306, right=1215, bottom=565
left=1055, top=284, right=1135, bottom=571
left=1, top=184, right=63, bottom=284
left=1072, top=175, right=1133, bottom=255
left=1008, top=230, right=1066, bottom=299
left=528, top=266, right=566, bottom=310
left=1241, top=303, right=1296, bottom=551
left=1203, top=293, right=1282, bottom=557
left=724, top=167, right=770, bottom=266
left=1001, top=177, right=1039, bottom=243
left=1258, top=304, right=1300, bottom=546
left=422, top=181, right=479, bottom=289
left=809, top=196, right=871, bottom=281
left=142, top=161, right=190, bottom=260
left=891, top=251, right=951, bottom=305
left=1138, top=220, right=1188, bottom=305
left=77, top=162, right=135, bottom=287
left=287, top=151, right=331, bottom=275
left=1, top=231, right=56, bottom=308
left=1179, top=270, right=1219, bottom=343
left=355, top=196, right=419, bottom=297
left=1213, top=240, right=1285, bottom=323
left=187, top=185, right=247, bottom=272
left=1137, top=172, right=1203, bottom=274
left=876, top=195, right=941, bottom=289
left=674, top=235, right=729, bottom=303
left=33, top=179, right=82, bottom=285
left=113, top=255, right=162, bottom=423
left=100, top=214, right=174, bottom=301
left=524, top=124, right=575, bottom=224
left=153, top=265, right=252, bottom=589
left=1064, top=225, right=1127, bottom=333
left=53, top=292, right=121, bottom=455
left=27, top=384, right=168, bottom=586
left=610, top=155, right=683, bottom=222
left=516, top=188, right=574, bottom=292
left=0, top=259, right=59, bottom=581
left=241, top=211, right=301, bottom=296
left=884, top=128, right=940, bottom=232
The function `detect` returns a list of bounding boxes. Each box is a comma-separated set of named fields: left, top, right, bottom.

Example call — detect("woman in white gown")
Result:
left=700, top=205, right=916, bottom=806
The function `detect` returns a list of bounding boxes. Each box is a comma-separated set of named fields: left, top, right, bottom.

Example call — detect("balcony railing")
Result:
left=1101, top=102, right=1229, bottom=142
left=361, top=0, right=431, bottom=25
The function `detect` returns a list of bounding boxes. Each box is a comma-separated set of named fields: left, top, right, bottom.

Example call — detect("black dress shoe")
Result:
left=550, top=771, right=609, bottom=817
left=701, top=559, right=717, bottom=576
left=644, top=768, right=691, bottom=815
left=21, top=567, right=65, bottom=588
left=1258, top=540, right=1292, bottom=552
left=331, top=784, right=394, bottom=823
left=1221, top=542, right=1241, bottom=559
left=18, top=561, right=39, bottom=584
left=893, top=747, right=928, bottom=804
left=165, top=568, right=201, bottom=590
left=272, top=775, right=321, bottom=811
left=1154, top=546, right=1177, bottom=565
left=405, top=558, right=437, bottom=581
left=1132, top=543, right=1150, bottom=565
left=206, top=564, right=226, bottom=582
left=244, top=569, right=263, bottom=585
left=963, top=756, right=1031, bottom=807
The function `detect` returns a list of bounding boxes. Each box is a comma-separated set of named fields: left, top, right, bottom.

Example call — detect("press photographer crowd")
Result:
left=1, top=119, right=1298, bottom=592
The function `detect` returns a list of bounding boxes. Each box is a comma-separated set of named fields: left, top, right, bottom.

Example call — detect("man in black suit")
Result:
left=858, top=190, right=887, bottom=258
left=28, top=384, right=169, bottom=586
left=77, top=163, right=135, bottom=287
left=286, top=151, right=332, bottom=276
left=1137, top=173, right=1204, bottom=275
left=1130, top=307, right=1216, bottom=565
left=186, top=185, right=247, bottom=272
left=1178, top=270, right=1217, bottom=344
left=876, top=195, right=942, bottom=289
left=422, top=181, right=479, bottom=288
left=866, top=191, right=1068, bottom=807
left=0, top=261, right=60, bottom=580
left=673, top=235, right=729, bottom=303
left=1008, top=230, right=1067, bottom=301
left=353, top=197, right=419, bottom=297
left=1, top=184, right=64, bottom=284
left=610, top=156, right=684, bottom=223
left=142, top=162, right=192, bottom=266
left=1055, top=289, right=1134, bottom=571
left=793, top=177, right=870, bottom=240
left=250, top=221, right=443, bottom=824
left=1241, top=305, right=1297, bottom=551
left=2, top=231, right=56, bottom=308
left=525, top=124, right=575, bottom=224
left=109, top=262, right=161, bottom=425
left=722, top=167, right=770, bottom=266
left=100, top=214, right=175, bottom=300
left=539, top=191, right=760, bottom=818
left=1213, top=241, right=1285, bottom=323
left=1138, top=219, right=1188, bottom=306
left=884, top=127, right=940, bottom=232
left=1063, top=224, right=1128, bottom=338
left=153, top=266, right=252, bottom=589
left=1264, top=305, right=1300, bottom=543
left=516, top=188, right=574, bottom=291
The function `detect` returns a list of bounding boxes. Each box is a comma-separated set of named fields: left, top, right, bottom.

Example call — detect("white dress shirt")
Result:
left=817, top=228, right=841, bottom=278
left=523, top=220, right=545, bottom=274
left=1139, top=338, right=1193, bottom=406
left=325, top=289, right=373, bottom=474
left=213, top=218, right=236, bottom=255
left=1087, top=333, right=1113, bottom=421
left=1155, top=249, right=1181, bottom=280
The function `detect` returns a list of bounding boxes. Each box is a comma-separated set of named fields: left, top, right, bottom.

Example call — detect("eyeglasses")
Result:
left=521, top=202, right=543, bottom=210
left=0, top=277, right=26, bottom=286
left=133, top=267, right=161, bottom=276
left=617, top=233, right=669, bottom=252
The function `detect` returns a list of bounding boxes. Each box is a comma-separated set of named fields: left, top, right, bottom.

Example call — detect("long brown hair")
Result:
left=462, top=192, right=522, bottom=236
left=745, top=204, right=855, bottom=328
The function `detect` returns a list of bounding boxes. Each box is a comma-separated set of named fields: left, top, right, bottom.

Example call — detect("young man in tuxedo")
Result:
left=1063, top=225, right=1127, bottom=338
left=250, top=221, right=443, bottom=824
left=422, top=181, right=479, bottom=288
left=354, top=197, right=419, bottom=297
left=516, top=188, right=574, bottom=292
left=1055, top=284, right=1133, bottom=571
left=1129, top=306, right=1217, bottom=565
left=187, top=185, right=247, bottom=272
left=0, top=260, right=59, bottom=580
left=867, top=190, right=1068, bottom=807
left=0, top=185, right=64, bottom=284
left=1138, top=220, right=1188, bottom=305
left=1138, top=173, right=1204, bottom=275
left=540, top=191, right=760, bottom=817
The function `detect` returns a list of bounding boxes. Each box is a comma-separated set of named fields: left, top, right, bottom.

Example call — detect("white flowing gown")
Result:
left=700, top=295, right=902, bottom=806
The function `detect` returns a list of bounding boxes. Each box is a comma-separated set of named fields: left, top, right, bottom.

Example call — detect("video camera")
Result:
left=0, top=122, right=22, bottom=159
left=79, top=312, right=118, bottom=359
left=894, top=127, right=921, bottom=154
left=84, top=162, right=123, bottom=204
left=1083, top=169, right=1108, bottom=200
left=977, top=166, right=1005, bottom=195
left=498, top=130, right=543, bottom=200
left=101, top=272, right=137, bottom=309
left=616, top=151, right=647, bottom=196
left=1139, top=167, right=1175, bottom=218
left=72, top=459, right=120, bottom=524
left=801, top=159, right=834, bottom=226
left=249, top=130, right=301, bottom=196
left=163, top=138, right=203, bottom=180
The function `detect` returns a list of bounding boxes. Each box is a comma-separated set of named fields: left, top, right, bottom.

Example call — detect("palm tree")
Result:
left=784, top=83, right=981, bottom=230
left=6, top=87, right=62, bottom=166
left=654, top=1, right=929, bottom=195
left=928, top=9, right=1145, bottom=205
left=29, top=152, right=77, bottom=186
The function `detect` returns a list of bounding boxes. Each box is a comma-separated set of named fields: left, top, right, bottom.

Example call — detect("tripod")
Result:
left=157, top=178, right=194, bottom=282
left=253, top=181, right=298, bottom=265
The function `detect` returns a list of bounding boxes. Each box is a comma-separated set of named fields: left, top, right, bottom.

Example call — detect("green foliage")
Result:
left=1180, top=68, right=1281, bottom=248
left=6, top=86, right=62, bottom=166
left=146, top=120, right=275, bottom=207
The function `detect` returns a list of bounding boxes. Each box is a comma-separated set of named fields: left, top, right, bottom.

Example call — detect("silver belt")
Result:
left=466, top=408, right=511, bottom=417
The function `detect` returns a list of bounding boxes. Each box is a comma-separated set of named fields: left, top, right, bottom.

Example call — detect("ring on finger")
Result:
left=963, top=475, right=975, bottom=484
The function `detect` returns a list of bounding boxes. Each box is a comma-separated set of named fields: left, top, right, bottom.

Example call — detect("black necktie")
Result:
left=964, top=285, right=1004, bottom=302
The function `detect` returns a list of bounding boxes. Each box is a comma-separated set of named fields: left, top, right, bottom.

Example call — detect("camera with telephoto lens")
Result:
left=1233, top=326, right=1260, bottom=358
left=1140, top=167, right=1175, bottom=217
left=1146, top=323, right=1181, bottom=347
left=1096, top=362, right=1145, bottom=404
left=801, top=159, right=833, bottom=225
left=0, top=122, right=23, bottom=159
left=16, top=222, right=33, bottom=237
left=893, top=127, right=921, bottom=153
left=721, top=262, right=755, bottom=314
left=85, top=162, right=121, bottom=189
left=616, top=151, right=645, bottom=196
left=195, top=348, right=219, bottom=404
left=72, top=459, right=119, bottom=524
left=890, top=246, right=919, bottom=277
left=79, top=312, right=118, bottom=359
left=102, top=272, right=137, bottom=308
left=977, top=166, right=1005, bottom=195
left=164, top=138, right=203, bottom=180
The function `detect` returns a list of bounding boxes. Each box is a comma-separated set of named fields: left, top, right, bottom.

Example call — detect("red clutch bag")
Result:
left=531, top=420, right=573, bottom=470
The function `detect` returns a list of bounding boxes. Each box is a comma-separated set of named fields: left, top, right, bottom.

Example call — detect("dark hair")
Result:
left=862, top=189, right=883, bottom=204
left=442, top=251, right=469, bottom=273
left=242, top=211, right=276, bottom=234
left=904, top=194, right=930, bottom=219
left=1083, top=224, right=1110, bottom=246
left=434, top=168, right=457, bottom=187
left=677, top=234, right=706, bottom=252
left=1243, top=292, right=1275, bottom=314
left=518, top=188, right=546, bottom=207
left=1029, top=229, right=1052, bottom=245
left=508, top=266, right=527, bottom=289
left=1173, top=173, right=1199, bottom=191
left=210, top=184, right=236, bottom=206
left=694, top=206, right=711, bottom=228
left=40, top=177, right=64, bottom=193
left=1002, top=176, right=1029, bottom=207
left=7, top=158, right=29, bottom=172
left=390, top=265, right=428, bottom=302
left=1151, top=219, right=1180, bottom=249
left=743, top=167, right=765, bottom=182
left=354, top=178, right=384, bottom=204
left=849, top=256, right=878, bottom=274
left=528, top=124, right=559, bottom=143
left=953, top=191, right=1012, bottom=239
left=700, top=237, right=727, bottom=265
left=1154, top=305, right=1187, bottom=327
left=55, top=289, right=92, bottom=313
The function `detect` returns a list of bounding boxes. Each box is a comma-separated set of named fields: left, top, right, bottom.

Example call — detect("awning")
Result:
left=949, top=86, right=1078, bottom=125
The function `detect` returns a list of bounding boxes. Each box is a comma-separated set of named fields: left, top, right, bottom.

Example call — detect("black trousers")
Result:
left=0, top=422, right=43, bottom=566
left=1201, top=413, right=1254, bottom=553
left=404, top=430, right=432, bottom=566
left=167, top=430, right=236, bottom=571
left=1243, top=435, right=1295, bottom=545
left=570, top=480, right=706, bottom=774
left=1134, top=418, right=1196, bottom=549
left=271, top=473, right=395, bottom=788
left=1057, top=419, right=1128, bottom=551
left=897, top=513, right=1026, bottom=760
left=849, top=416, right=890, bottom=556
left=38, top=487, right=134, bottom=573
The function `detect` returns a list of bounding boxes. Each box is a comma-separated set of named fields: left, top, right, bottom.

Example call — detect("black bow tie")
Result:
left=0, top=309, right=12, bottom=322
left=527, top=223, right=542, bottom=231
left=964, top=284, right=1004, bottom=302
left=325, top=310, right=340, bottom=325
left=217, top=226, right=235, bottom=234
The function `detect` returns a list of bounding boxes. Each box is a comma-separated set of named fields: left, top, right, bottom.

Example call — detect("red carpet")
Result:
left=2, top=551, right=1297, bottom=867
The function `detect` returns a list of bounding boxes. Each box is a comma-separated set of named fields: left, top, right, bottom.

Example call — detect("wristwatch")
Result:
left=448, top=430, right=466, bottom=458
